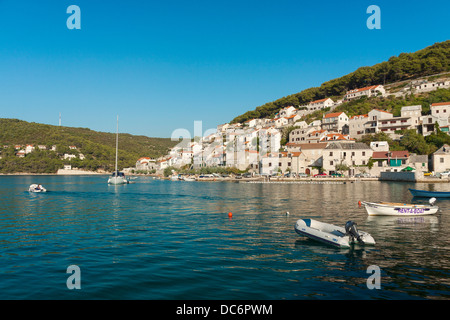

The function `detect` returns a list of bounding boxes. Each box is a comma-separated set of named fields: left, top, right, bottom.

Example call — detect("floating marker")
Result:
left=228, top=212, right=233, bottom=218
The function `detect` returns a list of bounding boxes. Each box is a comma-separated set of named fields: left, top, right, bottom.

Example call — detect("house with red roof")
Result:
left=344, top=85, right=386, bottom=101
left=321, top=112, right=349, bottom=133
left=307, top=98, right=334, bottom=111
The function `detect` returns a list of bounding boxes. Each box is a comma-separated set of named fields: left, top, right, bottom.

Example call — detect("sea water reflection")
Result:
left=0, top=176, right=449, bottom=299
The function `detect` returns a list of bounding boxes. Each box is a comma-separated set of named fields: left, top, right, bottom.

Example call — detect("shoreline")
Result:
left=1, top=172, right=449, bottom=183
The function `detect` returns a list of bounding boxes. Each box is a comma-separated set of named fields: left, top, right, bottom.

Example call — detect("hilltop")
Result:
left=0, top=119, right=178, bottom=173
left=231, top=40, right=450, bottom=124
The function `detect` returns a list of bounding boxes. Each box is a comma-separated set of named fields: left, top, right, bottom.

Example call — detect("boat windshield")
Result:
left=111, top=171, right=125, bottom=177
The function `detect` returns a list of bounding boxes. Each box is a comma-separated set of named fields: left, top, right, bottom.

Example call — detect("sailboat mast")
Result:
left=115, top=115, right=119, bottom=174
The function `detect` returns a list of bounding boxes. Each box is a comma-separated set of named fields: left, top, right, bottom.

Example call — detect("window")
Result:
left=330, top=161, right=333, bottom=165
left=362, top=151, right=365, bottom=156
left=288, top=162, right=291, bottom=167
left=352, top=152, right=355, bottom=156
left=278, top=162, right=282, bottom=167
left=441, top=158, right=444, bottom=163
left=329, top=152, right=333, bottom=156
left=269, top=163, right=272, bottom=167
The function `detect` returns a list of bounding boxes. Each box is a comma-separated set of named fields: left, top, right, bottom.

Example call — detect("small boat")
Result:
left=409, top=188, right=450, bottom=198
left=294, top=219, right=375, bottom=248
left=108, top=116, right=129, bottom=185
left=170, top=175, right=180, bottom=181
left=29, top=184, right=47, bottom=193
left=108, top=171, right=129, bottom=185
left=360, top=198, right=438, bottom=216
left=183, top=176, right=195, bottom=181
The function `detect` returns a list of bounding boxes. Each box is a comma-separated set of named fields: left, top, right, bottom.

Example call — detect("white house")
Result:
left=279, top=106, right=297, bottom=118
left=25, top=144, right=35, bottom=154
left=307, top=98, right=334, bottom=111
left=344, top=85, right=386, bottom=101
left=349, top=114, right=368, bottom=140
left=321, top=112, right=349, bottom=133
left=432, top=144, right=450, bottom=173
left=322, top=142, right=373, bottom=175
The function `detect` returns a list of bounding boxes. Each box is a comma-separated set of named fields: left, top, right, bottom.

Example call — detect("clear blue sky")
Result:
left=0, top=0, right=448, bottom=138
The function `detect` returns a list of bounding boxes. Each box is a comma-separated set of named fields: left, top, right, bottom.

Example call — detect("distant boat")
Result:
left=409, top=188, right=450, bottom=198
left=108, top=116, right=129, bottom=185
left=28, top=184, right=47, bottom=193
left=360, top=198, right=438, bottom=216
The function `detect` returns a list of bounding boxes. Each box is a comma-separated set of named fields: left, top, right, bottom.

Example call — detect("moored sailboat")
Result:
left=108, top=115, right=129, bottom=185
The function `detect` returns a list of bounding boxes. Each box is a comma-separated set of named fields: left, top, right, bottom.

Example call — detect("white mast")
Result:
left=115, top=115, right=119, bottom=174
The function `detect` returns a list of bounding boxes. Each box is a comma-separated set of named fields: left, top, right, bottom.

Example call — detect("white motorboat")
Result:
left=29, top=184, right=47, bottom=193
left=294, top=219, right=375, bottom=248
left=360, top=198, right=438, bottom=216
left=183, top=176, right=195, bottom=181
left=108, top=116, right=128, bottom=185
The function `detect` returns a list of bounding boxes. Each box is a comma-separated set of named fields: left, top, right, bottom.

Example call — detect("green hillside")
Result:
left=231, top=40, right=450, bottom=124
left=0, top=119, right=178, bottom=173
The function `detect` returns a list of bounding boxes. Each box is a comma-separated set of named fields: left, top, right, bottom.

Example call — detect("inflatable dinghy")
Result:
left=294, top=219, right=375, bottom=248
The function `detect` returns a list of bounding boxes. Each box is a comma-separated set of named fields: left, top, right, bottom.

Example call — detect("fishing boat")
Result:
left=360, top=198, right=438, bottom=216
left=294, top=219, right=375, bottom=248
left=108, top=116, right=129, bottom=185
left=409, top=188, right=450, bottom=198
left=28, top=184, right=47, bottom=193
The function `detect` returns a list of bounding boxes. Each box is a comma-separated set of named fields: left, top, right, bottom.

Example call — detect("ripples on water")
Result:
left=0, top=176, right=449, bottom=299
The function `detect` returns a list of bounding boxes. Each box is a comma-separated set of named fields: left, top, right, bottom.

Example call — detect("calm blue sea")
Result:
left=0, top=175, right=449, bottom=300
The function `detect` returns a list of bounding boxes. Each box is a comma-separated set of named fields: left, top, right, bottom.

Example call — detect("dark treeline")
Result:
left=0, top=119, right=178, bottom=173
left=231, top=40, right=450, bottom=124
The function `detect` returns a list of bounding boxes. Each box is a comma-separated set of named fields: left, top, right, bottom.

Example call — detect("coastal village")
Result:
left=134, top=77, right=450, bottom=181
left=3, top=76, right=450, bottom=181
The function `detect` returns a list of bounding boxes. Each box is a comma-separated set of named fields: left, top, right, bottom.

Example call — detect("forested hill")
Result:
left=231, top=40, right=450, bottom=124
left=0, top=118, right=178, bottom=173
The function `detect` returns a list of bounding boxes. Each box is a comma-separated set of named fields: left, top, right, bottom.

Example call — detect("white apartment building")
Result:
left=322, top=142, right=373, bottom=175
left=321, top=112, right=349, bottom=133
left=307, top=98, right=334, bottom=111
left=344, top=85, right=386, bottom=101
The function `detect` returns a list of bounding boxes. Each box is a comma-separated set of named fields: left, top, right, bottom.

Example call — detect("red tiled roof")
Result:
left=372, top=151, right=409, bottom=159
left=346, top=85, right=381, bottom=94
left=324, top=112, right=344, bottom=118
left=431, top=102, right=450, bottom=107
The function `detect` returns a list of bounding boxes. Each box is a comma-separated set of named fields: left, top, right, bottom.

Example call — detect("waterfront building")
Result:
left=322, top=142, right=372, bottom=175
left=432, top=144, right=450, bottom=173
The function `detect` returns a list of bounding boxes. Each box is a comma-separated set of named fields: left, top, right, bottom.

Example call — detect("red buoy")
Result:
left=358, top=201, right=362, bottom=207
left=228, top=212, right=233, bottom=218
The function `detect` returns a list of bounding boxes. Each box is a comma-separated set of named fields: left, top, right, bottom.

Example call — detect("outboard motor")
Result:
left=429, top=197, right=437, bottom=206
left=345, top=221, right=363, bottom=243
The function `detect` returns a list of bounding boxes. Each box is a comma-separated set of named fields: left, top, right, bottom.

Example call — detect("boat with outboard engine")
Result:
left=28, top=184, right=47, bottom=193
left=294, top=219, right=375, bottom=248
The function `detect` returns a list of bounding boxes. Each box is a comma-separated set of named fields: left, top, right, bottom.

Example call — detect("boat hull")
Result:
left=28, top=184, right=47, bottom=193
left=362, top=201, right=438, bottom=216
left=409, top=188, right=450, bottom=198
left=294, top=219, right=375, bottom=248
left=108, top=176, right=128, bottom=185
